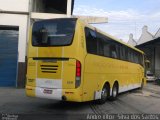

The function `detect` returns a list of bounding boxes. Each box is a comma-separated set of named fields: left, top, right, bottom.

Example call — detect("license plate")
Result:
left=43, top=89, right=52, bottom=94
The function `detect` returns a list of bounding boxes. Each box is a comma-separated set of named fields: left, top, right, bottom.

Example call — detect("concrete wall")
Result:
left=0, top=0, right=29, bottom=12
left=0, top=14, right=28, bottom=63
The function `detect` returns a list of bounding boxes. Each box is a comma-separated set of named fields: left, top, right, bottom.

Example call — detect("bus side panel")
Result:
left=123, top=63, right=142, bottom=92
left=83, top=54, right=143, bottom=101
left=83, top=54, right=117, bottom=101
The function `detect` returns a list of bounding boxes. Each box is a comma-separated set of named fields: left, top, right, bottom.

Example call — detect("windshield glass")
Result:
left=32, top=18, right=77, bottom=46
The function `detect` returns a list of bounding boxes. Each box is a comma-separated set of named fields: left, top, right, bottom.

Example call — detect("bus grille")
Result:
left=40, top=65, right=58, bottom=73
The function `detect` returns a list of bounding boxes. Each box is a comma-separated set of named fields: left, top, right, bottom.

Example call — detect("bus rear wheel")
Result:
left=97, top=84, right=109, bottom=104
left=110, top=83, right=118, bottom=101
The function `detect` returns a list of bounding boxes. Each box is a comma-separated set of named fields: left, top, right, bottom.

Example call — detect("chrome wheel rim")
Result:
left=112, top=87, right=117, bottom=97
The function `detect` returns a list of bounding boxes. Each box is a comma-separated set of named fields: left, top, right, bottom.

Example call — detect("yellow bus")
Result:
left=26, top=18, right=146, bottom=104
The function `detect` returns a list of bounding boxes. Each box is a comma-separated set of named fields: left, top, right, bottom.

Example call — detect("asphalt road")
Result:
left=0, top=83, right=160, bottom=119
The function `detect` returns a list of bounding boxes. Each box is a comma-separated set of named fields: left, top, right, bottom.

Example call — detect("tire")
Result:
left=110, top=83, right=118, bottom=101
left=97, top=84, right=109, bottom=104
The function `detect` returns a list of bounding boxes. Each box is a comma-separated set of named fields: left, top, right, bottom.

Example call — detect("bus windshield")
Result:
left=32, top=18, right=77, bottom=47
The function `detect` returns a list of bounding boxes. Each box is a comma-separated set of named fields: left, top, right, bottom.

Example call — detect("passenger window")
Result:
left=103, top=43, right=110, bottom=57
left=97, top=40, right=104, bottom=56
left=128, top=49, right=132, bottom=62
left=131, top=51, right=134, bottom=62
left=85, top=28, right=97, bottom=55
left=120, top=46, right=126, bottom=60
left=97, top=33, right=105, bottom=56
left=115, top=44, right=120, bottom=59
left=110, top=44, right=117, bottom=58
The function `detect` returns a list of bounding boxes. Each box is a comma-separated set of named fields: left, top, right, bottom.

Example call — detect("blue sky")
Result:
left=73, top=0, right=160, bottom=42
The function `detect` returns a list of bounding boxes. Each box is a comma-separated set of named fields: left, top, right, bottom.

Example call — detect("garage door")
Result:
left=0, top=27, right=18, bottom=87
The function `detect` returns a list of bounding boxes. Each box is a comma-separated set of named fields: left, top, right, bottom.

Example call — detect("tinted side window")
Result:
left=131, top=50, right=135, bottom=62
left=128, top=49, right=132, bottom=62
left=120, top=45, right=127, bottom=61
left=110, top=43, right=118, bottom=59
left=115, top=43, right=120, bottom=59
left=134, top=52, right=139, bottom=63
left=85, top=28, right=97, bottom=55
left=97, top=33, right=104, bottom=56
left=103, top=42, right=110, bottom=57
left=97, top=32, right=112, bottom=57
left=138, top=54, right=143, bottom=66
left=85, top=27, right=143, bottom=65
left=125, top=47, right=128, bottom=61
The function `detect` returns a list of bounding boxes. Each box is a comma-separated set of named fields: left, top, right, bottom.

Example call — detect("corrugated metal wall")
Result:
left=0, top=28, right=18, bottom=87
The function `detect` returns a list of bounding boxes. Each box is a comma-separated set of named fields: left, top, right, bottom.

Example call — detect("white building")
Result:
left=137, top=26, right=154, bottom=45
left=127, top=33, right=137, bottom=46
left=0, top=0, right=75, bottom=87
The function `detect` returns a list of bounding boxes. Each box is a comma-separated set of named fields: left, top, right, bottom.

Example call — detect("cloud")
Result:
left=74, top=5, right=140, bottom=21
left=74, top=5, right=160, bottom=42
left=150, top=12, right=160, bottom=20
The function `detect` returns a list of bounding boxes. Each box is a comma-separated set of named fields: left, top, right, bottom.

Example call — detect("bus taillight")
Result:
left=75, top=60, right=81, bottom=88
